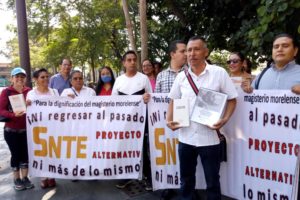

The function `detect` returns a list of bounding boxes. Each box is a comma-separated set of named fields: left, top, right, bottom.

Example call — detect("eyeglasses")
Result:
left=142, top=64, right=153, bottom=67
left=226, top=59, right=241, bottom=64
left=39, top=76, right=49, bottom=79
left=72, top=77, right=83, bottom=80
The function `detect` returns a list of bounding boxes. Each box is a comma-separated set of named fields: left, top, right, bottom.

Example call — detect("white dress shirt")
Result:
left=168, top=63, right=238, bottom=147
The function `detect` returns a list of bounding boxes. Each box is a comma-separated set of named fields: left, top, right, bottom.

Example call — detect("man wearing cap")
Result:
left=0, top=67, right=34, bottom=190
left=49, top=58, right=72, bottom=94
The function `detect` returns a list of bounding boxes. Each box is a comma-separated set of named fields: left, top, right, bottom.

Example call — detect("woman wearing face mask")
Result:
left=95, top=66, right=115, bottom=96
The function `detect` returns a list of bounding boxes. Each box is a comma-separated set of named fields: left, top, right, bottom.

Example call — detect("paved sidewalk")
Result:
left=0, top=123, right=233, bottom=200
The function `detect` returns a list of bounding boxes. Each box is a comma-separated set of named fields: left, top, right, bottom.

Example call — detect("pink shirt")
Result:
left=149, top=78, right=156, bottom=92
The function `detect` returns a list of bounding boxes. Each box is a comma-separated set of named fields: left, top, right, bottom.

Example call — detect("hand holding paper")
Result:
left=9, top=94, right=26, bottom=113
left=166, top=121, right=181, bottom=131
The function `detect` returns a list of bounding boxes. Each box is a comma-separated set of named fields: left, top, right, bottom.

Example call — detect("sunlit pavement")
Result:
left=0, top=123, right=233, bottom=200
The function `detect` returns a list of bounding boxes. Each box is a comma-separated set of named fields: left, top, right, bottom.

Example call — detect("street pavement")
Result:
left=0, top=123, right=233, bottom=200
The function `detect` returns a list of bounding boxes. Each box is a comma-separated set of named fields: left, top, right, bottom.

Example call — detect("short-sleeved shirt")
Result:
left=27, top=87, right=59, bottom=101
left=61, top=86, right=96, bottom=97
left=155, top=66, right=185, bottom=93
left=49, top=73, right=71, bottom=95
left=112, top=72, right=152, bottom=95
left=252, top=60, right=300, bottom=89
left=168, top=64, right=238, bottom=147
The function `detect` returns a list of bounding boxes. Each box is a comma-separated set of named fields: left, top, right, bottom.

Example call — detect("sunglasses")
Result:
left=226, top=59, right=241, bottom=64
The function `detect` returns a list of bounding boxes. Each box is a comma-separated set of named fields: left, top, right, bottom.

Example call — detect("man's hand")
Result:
left=67, top=94, right=76, bottom=98
left=166, top=121, right=181, bottom=131
left=26, top=100, right=32, bottom=106
left=291, top=85, right=300, bottom=95
left=209, top=118, right=227, bottom=130
left=209, top=98, right=236, bottom=130
left=143, top=93, right=151, bottom=104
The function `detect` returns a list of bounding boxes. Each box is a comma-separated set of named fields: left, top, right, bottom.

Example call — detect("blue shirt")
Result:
left=252, top=60, right=300, bottom=90
left=49, top=73, right=71, bottom=94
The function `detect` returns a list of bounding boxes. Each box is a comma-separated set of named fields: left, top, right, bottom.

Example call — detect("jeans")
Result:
left=178, top=142, right=221, bottom=200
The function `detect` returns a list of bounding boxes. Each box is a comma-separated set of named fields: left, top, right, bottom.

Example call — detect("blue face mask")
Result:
left=101, top=75, right=112, bottom=83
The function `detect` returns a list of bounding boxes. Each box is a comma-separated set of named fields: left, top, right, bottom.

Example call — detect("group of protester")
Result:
left=0, top=33, right=300, bottom=200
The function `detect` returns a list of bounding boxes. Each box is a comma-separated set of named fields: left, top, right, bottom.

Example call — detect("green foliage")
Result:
left=146, top=0, right=300, bottom=66
left=208, top=50, right=230, bottom=71
left=245, top=0, right=300, bottom=63
left=6, top=0, right=127, bottom=81
left=5, top=0, right=300, bottom=74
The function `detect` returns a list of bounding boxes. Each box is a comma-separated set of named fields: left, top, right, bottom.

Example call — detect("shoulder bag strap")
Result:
left=184, top=68, right=199, bottom=95
left=255, top=65, right=270, bottom=89
left=71, top=88, right=78, bottom=96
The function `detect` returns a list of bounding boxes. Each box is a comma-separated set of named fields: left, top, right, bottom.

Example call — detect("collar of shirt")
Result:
left=71, top=86, right=87, bottom=94
left=166, top=64, right=186, bottom=73
left=270, top=60, right=296, bottom=71
left=187, top=62, right=211, bottom=78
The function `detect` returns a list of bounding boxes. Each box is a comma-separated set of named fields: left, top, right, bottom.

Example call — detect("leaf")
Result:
left=266, top=0, right=273, bottom=6
left=70, top=38, right=79, bottom=43
left=278, top=3, right=288, bottom=12
left=261, top=24, right=268, bottom=32
left=293, top=1, right=300, bottom=8
left=298, top=25, right=300, bottom=34
left=257, top=6, right=267, bottom=17
left=252, top=38, right=260, bottom=47
left=248, top=30, right=257, bottom=39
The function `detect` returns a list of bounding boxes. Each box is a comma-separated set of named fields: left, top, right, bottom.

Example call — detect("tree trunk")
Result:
left=139, top=0, right=148, bottom=62
left=90, top=57, right=95, bottom=82
left=121, top=0, right=141, bottom=70
left=16, top=0, right=32, bottom=87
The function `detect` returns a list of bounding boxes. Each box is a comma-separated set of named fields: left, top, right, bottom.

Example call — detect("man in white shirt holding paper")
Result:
left=167, top=36, right=237, bottom=200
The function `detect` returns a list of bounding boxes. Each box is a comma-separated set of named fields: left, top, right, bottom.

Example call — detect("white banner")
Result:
left=26, top=96, right=146, bottom=180
left=148, top=91, right=300, bottom=200
left=222, top=89, right=300, bottom=199
left=148, top=94, right=206, bottom=190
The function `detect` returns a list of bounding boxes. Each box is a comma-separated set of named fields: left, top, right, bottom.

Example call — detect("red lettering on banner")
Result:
left=248, top=137, right=299, bottom=156
left=95, top=131, right=142, bottom=139
left=92, top=151, right=141, bottom=159
left=244, top=165, right=293, bottom=185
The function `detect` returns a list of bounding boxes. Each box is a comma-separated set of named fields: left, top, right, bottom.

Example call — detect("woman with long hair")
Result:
left=26, top=68, right=59, bottom=189
left=142, top=59, right=156, bottom=92
left=227, top=52, right=252, bottom=87
left=95, top=66, right=115, bottom=96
